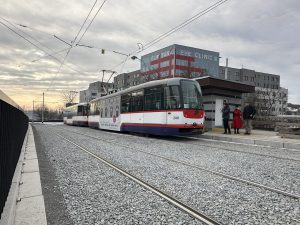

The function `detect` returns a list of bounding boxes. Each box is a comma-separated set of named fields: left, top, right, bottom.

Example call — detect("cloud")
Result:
left=0, top=0, right=300, bottom=108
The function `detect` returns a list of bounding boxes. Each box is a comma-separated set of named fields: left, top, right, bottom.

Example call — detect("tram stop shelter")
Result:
left=195, top=76, right=255, bottom=130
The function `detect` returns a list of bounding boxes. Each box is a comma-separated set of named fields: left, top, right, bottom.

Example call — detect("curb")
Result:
left=14, top=124, right=47, bottom=225
left=0, top=128, right=28, bottom=225
left=200, top=134, right=300, bottom=150
left=0, top=125, right=48, bottom=225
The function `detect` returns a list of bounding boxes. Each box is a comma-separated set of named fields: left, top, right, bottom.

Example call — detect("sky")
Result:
left=0, top=0, right=299, bottom=109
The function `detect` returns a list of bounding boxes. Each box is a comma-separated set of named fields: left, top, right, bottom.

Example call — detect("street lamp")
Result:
left=131, top=56, right=149, bottom=82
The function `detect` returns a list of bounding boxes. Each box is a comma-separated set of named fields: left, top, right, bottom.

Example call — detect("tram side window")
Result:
left=110, top=106, right=113, bottom=117
left=77, top=106, right=83, bottom=116
left=90, top=103, right=95, bottom=115
left=121, top=93, right=131, bottom=113
left=95, top=101, right=100, bottom=114
left=144, top=86, right=162, bottom=110
left=131, top=90, right=144, bottom=112
left=164, top=86, right=181, bottom=109
left=116, top=106, right=119, bottom=117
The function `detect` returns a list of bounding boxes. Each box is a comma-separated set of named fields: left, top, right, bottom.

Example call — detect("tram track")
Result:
left=56, top=133, right=221, bottom=225
left=174, top=136, right=300, bottom=162
left=57, top=126, right=300, bottom=200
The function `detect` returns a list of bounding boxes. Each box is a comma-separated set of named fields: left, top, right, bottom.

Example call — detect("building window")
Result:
left=175, top=69, right=188, bottom=76
left=160, top=61, right=170, bottom=68
left=160, top=71, right=169, bottom=78
left=191, top=72, right=200, bottom=78
left=176, top=59, right=188, bottom=66
left=150, top=64, right=159, bottom=70
left=250, top=77, right=254, bottom=82
left=244, top=76, right=248, bottom=81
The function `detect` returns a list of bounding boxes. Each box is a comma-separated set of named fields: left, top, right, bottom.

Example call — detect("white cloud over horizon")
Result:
left=0, top=0, right=299, bottom=109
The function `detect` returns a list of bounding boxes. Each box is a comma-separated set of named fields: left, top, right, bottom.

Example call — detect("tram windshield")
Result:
left=181, top=80, right=203, bottom=109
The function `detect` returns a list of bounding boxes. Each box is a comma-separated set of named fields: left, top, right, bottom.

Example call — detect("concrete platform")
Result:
left=13, top=125, right=47, bottom=225
left=201, top=128, right=300, bottom=150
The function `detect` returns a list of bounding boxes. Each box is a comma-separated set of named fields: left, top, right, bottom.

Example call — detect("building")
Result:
left=219, top=66, right=280, bottom=89
left=196, top=77, right=255, bottom=129
left=140, top=44, right=220, bottom=81
left=113, top=70, right=141, bottom=91
left=79, top=81, right=114, bottom=103
left=219, top=66, right=288, bottom=115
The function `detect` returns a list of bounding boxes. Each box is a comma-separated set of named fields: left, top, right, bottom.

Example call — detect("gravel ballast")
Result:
left=62, top=125, right=300, bottom=196
left=33, top=124, right=205, bottom=225
left=52, top=124, right=300, bottom=224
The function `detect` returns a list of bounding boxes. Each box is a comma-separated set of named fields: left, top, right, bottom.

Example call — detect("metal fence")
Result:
left=0, top=100, right=28, bottom=219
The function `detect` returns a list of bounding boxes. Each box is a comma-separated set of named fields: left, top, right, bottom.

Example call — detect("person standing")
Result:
left=232, top=105, right=242, bottom=134
left=243, top=102, right=256, bottom=135
left=222, top=101, right=231, bottom=134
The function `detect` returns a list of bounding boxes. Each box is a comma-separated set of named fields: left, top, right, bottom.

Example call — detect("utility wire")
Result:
left=0, top=20, right=91, bottom=77
left=0, top=16, right=53, bottom=52
left=46, top=0, right=102, bottom=92
left=17, top=23, right=56, bottom=38
left=72, top=0, right=99, bottom=46
left=31, top=47, right=70, bottom=62
left=131, top=0, right=229, bottom=55
left=76, top=0, right=108, bottom=45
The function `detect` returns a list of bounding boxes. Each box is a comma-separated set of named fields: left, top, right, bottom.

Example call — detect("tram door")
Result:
left=166, top=86, right=181, bottom=126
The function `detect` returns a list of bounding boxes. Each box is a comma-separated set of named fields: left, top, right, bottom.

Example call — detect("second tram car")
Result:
left=63, top=102, right=89, bottom=126
left=88, top=78, right=205, bottom=135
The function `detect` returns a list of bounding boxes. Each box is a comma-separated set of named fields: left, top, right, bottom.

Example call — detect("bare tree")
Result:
left=254, top=88, right=283, bottom=116
left=61, top=90, right=78, bottom=106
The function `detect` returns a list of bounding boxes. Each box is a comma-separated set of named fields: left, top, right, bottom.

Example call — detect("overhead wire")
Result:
left=45, top=0, right=103, bottom=92
left=0, top=19, right=94, bottom=79
left=31, top=47, right=70, bottom=62
left=76, top=0, right=108, bottom=45
left=0, top=16, right=54, bottom=52
left=105, top=0, right=229, bottom=76
left=130, top=0, right=229, bottom=55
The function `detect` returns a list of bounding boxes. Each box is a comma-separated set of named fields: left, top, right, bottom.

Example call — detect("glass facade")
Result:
left=141, top=44, right=219, bottom=81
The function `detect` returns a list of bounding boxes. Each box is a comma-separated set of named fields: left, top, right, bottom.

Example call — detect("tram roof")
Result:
left=90, top=78, right=195, bottom=102
left=65, top=102, right=88, bottom=109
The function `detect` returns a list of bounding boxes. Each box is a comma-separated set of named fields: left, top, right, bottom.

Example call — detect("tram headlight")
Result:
left=193, top=122, right=197, bottom=127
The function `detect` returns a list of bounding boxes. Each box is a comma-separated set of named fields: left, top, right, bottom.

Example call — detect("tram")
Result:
left=88, top=78, right=205, bottom=135
left=63, top=102, right=89, bottom=126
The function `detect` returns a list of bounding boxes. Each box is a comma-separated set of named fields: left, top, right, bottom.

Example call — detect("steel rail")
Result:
left=180, top=135, right=300, bottom=153
left=57, top=127, right=300, bottom=200
left=56, top=133, right=221, bottom=225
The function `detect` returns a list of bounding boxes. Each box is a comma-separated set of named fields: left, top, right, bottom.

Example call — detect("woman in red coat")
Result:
left=233, top=105, right=243, bottom=134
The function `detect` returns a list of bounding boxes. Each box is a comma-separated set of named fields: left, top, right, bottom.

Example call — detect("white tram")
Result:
left=63, top=102, right=89, bottom=126
left=88, top=78, right=205, bottom=136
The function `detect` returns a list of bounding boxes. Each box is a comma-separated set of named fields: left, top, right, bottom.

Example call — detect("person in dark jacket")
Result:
left=222, top=101, right=231, bottom=134
left=243, top=102, right=256, bottom=134
left=233, top=105, right=243, bottom=134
